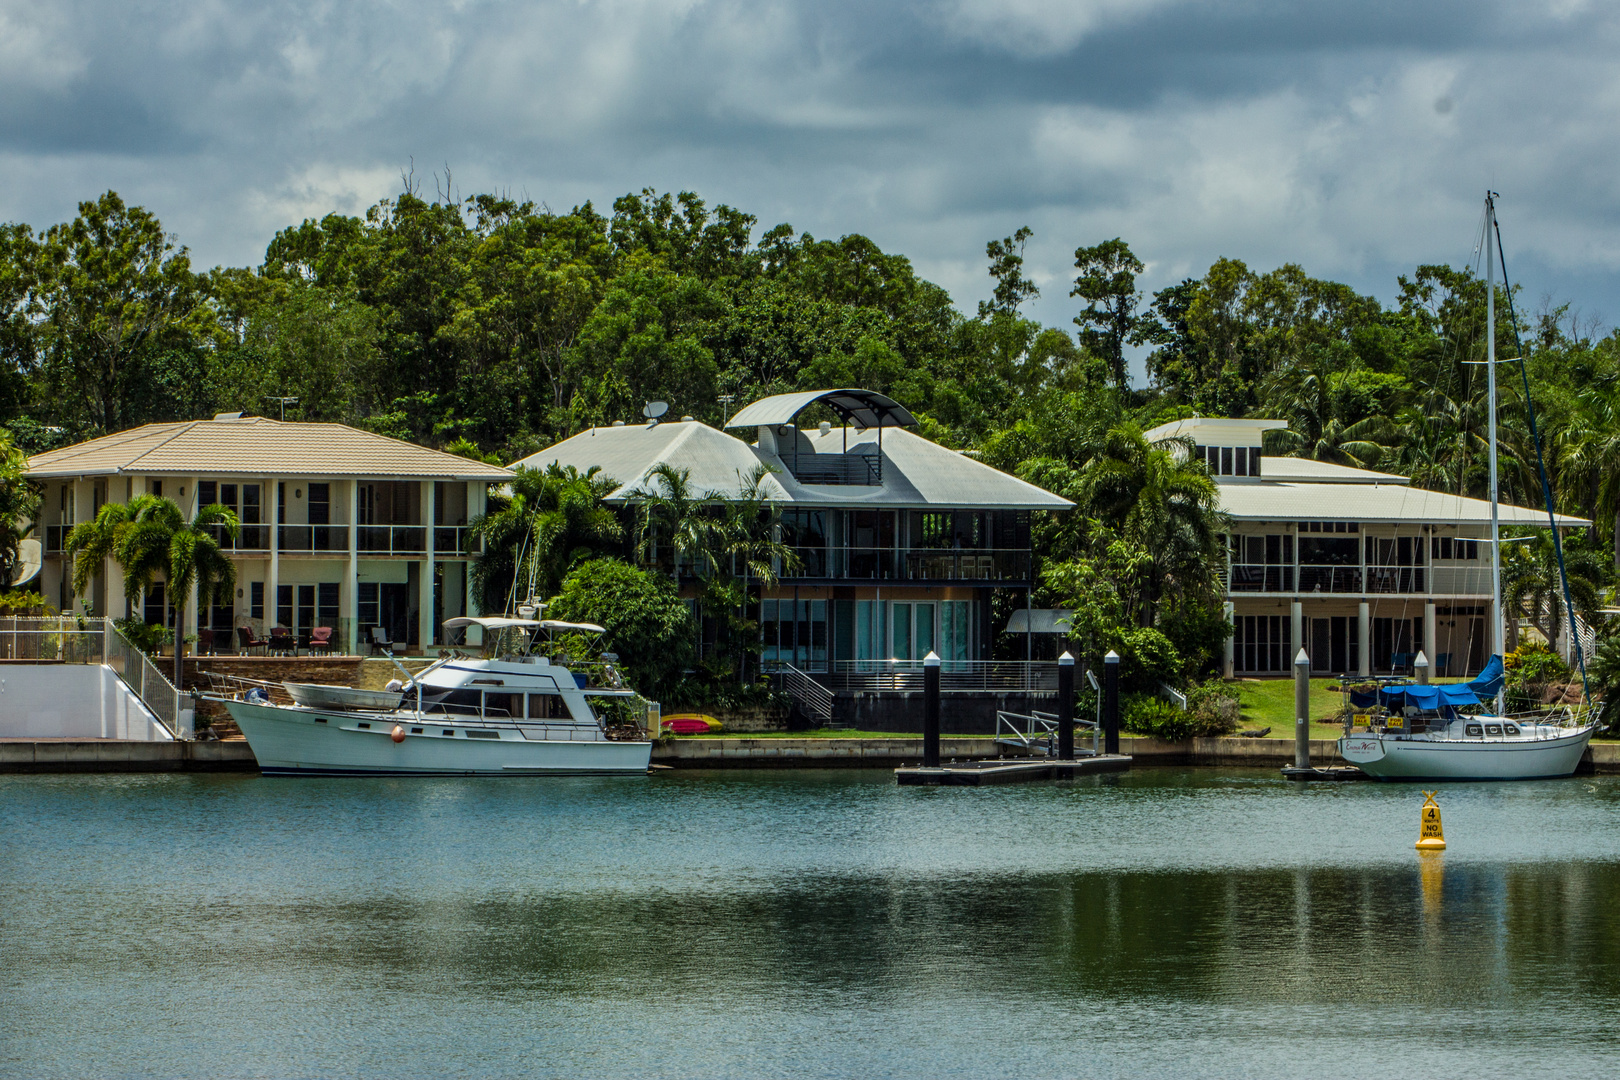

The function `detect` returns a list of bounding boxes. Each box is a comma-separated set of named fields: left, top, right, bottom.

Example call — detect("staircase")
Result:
left=773, top=663, right=836, bottom=726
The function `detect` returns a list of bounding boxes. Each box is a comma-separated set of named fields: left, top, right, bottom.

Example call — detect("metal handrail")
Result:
left=829, top=659, right=1057, bottom=693
left=996, top=708, right=1098, bottom=757
left=769, top=662, right=836, bottom=724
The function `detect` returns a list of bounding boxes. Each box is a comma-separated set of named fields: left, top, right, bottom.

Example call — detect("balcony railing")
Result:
left=827, top=659, right=1058, bottom=694
left=204, top=524, right=270, bottom=551
left=784, top=546, right=1031, bottom=582
left=785, top=453, right=882, bottom=486
left=277, top=525, right=350, bottom=553
left=1227, top=565, right=1295, bottom=592
left=44, top=525, right=67, bottom=553
left=358, top=525, right=426, bottom=555
left=434, top=526, right=477, bottom=554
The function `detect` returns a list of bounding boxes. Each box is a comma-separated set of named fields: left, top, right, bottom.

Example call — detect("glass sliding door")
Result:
left=939, top=600, right=972, bottom=668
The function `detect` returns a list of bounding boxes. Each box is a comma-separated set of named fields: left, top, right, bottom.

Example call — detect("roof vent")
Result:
left=819, top=421, right=831, bottom=436
left=212, top=411, right=244, bottom=421
left=681, top=415, right=695, bottom=422
left=612, top=420, right=625, bottom=427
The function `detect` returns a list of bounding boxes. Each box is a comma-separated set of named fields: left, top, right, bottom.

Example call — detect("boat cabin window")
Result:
left=1485, top=724, right=1503, bottom=736
left=484, top=692, right=521, bottom=718
left=435, top=688, right=483, bottom=715
left=529, top=693, right=566, bottom=720
left=1465, top=723, right=1484, bottom=737
left=1504, top=723, right=1520, bottom=736
left=441, top=729, right=455, bottom=736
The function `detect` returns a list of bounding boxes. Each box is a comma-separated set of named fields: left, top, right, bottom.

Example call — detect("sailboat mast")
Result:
left=1485, top=193, right=1504, bottom=709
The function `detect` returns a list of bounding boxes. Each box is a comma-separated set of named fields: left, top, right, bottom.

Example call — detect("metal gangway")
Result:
left=995, top=668, right=1102, bottom=758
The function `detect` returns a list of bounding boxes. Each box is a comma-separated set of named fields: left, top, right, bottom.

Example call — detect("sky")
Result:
left=3, top=0, right=1619, bottom=366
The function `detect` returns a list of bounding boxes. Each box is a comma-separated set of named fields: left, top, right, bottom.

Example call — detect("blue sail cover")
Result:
left=1465, top=654, right=1506, bottom=700
left=1347, top=655, right=1503, bottom=711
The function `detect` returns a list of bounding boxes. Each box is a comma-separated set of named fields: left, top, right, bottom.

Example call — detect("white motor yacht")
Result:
left=221, top=616, right=652, bottom=776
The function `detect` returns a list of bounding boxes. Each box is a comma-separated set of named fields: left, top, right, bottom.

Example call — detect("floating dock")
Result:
left=895, top=754, right=1132, bottom=786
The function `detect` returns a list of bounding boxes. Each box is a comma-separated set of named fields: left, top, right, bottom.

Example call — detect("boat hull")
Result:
left=1339, top=727, right=1594, bottom=781
left=226, top=701, right=651, bottom=776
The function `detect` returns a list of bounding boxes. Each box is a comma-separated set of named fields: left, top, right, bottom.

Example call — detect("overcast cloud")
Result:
left=3, top=0, right=1618, bottom=353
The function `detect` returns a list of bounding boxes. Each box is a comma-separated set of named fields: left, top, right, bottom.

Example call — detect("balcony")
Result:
left=277, top=525, right=350, bottom=553
left=358, top=525, right=426, bottom=555
left=783, top=546, right=1031, bottom=582
left=204, top=524, right=270, bottom=551
left=1227, top=564, right=1294, bottom=593
left=44, top=525, right=67, bottom=553
left=785, top=453, right=882, bottom=486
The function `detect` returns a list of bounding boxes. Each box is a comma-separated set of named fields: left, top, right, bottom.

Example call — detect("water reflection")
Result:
left=5, top=769, right=1620, bottom=1078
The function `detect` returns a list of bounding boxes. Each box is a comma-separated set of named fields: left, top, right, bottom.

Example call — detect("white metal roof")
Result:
left=726, top=389, right=917, bottom=429
left=1255, top=457, right=1410, bottom=485
left=515, top=420, right=1073, bottom=511
left=1144, top=417, right=1288, bottom=442
left=1219, top=481, right=1587, bottom=527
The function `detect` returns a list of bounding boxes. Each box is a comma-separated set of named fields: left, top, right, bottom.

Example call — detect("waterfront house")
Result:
left=515, top=389, right=1073, bottom=727
left=1144, top=416, right=1589, bottom=679
left=28, top=414, right=512, bottom=655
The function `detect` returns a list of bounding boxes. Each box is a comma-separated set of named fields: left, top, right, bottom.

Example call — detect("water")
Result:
left=5, top=768, right=1620, bottom=1079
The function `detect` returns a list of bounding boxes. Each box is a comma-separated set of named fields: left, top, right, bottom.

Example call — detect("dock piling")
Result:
left=1103, top=650, right=1120, bottom=756
left=1293, top=647, right=1310, bottom=769
left=1057, top=651, right=1075, bottom=761
left=922, top=650, right=940, bottom=768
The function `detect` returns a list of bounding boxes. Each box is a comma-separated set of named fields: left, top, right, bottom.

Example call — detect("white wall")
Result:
left=0, top=666, right=174, bottom=741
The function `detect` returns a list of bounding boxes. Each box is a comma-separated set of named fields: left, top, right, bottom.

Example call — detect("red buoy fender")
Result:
left=391, top=725, right=406, bottom=743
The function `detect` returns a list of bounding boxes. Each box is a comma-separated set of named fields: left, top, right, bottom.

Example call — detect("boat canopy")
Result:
left=1349, top=655, right=1506, bottom=711
left=443, top=616, right=607, bottom=634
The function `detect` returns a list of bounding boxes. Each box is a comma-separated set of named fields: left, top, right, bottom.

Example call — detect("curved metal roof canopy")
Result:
left=725, top=389, right=918, bottom=430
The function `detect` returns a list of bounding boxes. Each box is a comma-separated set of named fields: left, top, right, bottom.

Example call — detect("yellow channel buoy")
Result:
left=1416, top=790, right=1446, bottom=850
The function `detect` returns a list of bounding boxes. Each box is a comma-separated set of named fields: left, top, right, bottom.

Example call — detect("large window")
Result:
left=1195, top=445, right=1262, bottom=477
left=761, top=599, right=828, bottom=671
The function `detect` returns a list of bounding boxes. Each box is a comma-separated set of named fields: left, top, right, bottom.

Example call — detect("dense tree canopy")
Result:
left=7, top=184, right=1620, bottom=688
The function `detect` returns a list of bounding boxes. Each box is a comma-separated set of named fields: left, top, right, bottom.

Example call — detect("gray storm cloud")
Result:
left=1, top=0, right=1616, bottom=333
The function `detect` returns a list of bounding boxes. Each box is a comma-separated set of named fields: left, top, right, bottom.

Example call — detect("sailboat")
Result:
left=1338, top=194, right=1598, bottom=781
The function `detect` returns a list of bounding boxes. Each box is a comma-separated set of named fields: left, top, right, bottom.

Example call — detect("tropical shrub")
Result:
left=1121, top=693, right=1236, bottom=740
left=114, top=616, right=171, bottom=658
left=1504, top=642, right=1571, bottom=688
left=546, top=557, right=695, bottom=699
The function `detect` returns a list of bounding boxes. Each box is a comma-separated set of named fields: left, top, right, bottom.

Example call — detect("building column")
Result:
left=1222, top=601, right=1235, bottom=679
left=346, top=479, right=359, bottom=655
left=1357, top=600, right=1371, bottom=677
left=1290, top=600, right=1303, bottom=662
left=419, top=480, right=436, bottom=653
left=267, top=477, right=280, bottom=640
left=1424, top=600, right=1438, bottom=677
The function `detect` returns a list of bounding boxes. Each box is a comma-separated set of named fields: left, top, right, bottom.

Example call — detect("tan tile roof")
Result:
left=25, top=418, right=512, bottom=481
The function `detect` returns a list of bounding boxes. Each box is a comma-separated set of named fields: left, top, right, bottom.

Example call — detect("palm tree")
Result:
left=634, top=463, right=721, bottom=579
left=1556, top=381, right=1620, bottom=569
left=69, top=494, right=237, bottom=686
left=469, top=463, right=622, bottom=614
left=1500, top=529, right=1603, bottom=658
left=0, top=432, right=40, bottom=588
left=1080, top=423, right=1226, bottom=624
left=1259, top=359, right=1393, bottom=468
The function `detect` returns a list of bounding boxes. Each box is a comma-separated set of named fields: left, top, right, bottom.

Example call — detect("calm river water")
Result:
left=5, top=768, right=1620, bottom=1079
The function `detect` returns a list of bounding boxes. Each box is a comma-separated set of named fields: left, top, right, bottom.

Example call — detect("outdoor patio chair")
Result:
left=370, top=626, right=394, bottom=656
left=309, top=627, right=334, bottom=655
left=1435, top=653, right=1453, bottom=677
left=236, top=626, right=268, bottom=656
left=197, top=628, right=215, bottom=656
left=268, top=626, right=297, bottom=656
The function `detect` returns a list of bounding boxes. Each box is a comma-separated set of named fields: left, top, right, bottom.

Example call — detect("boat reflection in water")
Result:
left=219, top=616, right=652, bottom=776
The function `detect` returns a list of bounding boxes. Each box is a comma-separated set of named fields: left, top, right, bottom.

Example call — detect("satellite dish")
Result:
left=11, top=539, right=41, bottom=587
left=642, top=401, right=669, bottom=421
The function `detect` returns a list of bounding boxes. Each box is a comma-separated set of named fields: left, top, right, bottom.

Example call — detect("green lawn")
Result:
left=1230, top=677, right=1352, bottom=740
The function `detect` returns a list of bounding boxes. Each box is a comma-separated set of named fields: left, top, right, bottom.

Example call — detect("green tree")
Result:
left=546, top=557, right=695, bottom=698
left=0, top=429, right=40, bottom=587
left=469, top=464, right=622, bottom=614
left=1071, top=237, right=1143, bottom=386
left=980, top=227, right=1039, bottom=318
left=68, top=494, right=237, bottom=686
left=33, top=192, right=216, bottom=433
left=1500, top=530, right=1604, bottom=655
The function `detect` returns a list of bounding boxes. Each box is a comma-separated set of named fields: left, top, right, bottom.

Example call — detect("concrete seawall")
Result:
left=5, top=736, right=1620, bottom=773
left=0, top=739, right=257, bottom=772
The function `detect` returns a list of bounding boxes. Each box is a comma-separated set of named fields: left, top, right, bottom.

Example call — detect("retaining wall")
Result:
left=0, top=663, right=171, bottom=741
